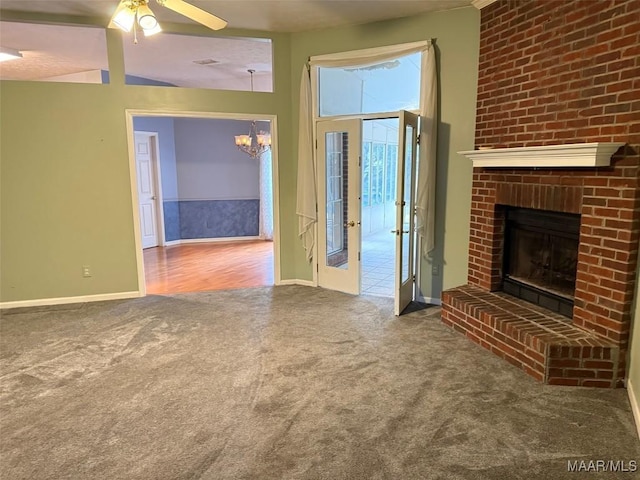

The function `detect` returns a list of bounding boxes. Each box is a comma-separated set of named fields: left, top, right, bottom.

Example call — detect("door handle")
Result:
left=151, top=196, right=157, bottom=200
left=343, top=221, right=360, bottom=228
left=390, top=230, right=410, bottom=235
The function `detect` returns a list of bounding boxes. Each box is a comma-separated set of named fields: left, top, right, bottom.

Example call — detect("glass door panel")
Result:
left=394, top=111, right=419, bottom=315
left=325, top=133, right=347, bottom=268
left=317, top=119, right=362, bottom=295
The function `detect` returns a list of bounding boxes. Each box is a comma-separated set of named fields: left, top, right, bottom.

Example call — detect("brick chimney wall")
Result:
left=476, top=0, right=639, bottom=148
left=442, top=0, right=640, bottom=387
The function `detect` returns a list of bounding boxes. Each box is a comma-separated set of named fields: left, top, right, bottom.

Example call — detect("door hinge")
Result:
left=315, top=139, right=318, bottom=149
left=413, top=274, right=416, bottom=282
left=416, top=134, right=421, bottom=145
left=358, top=252, right=361, bottom=261
left=359, top=155, right=361, bottom=167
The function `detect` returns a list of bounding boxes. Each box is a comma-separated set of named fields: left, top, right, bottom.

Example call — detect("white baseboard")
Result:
left=0, top=291, right=142, bottom=310
left=416, top=295, right=442, bottom=306
left=278, top=279, right=315, bottom=287
left=628, top=379, right=640, bottom=441
left=163, top=240, right=181, bottom=246
left=160, top=236, right=262, bottom=246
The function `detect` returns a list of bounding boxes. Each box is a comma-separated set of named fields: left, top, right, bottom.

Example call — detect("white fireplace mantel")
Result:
left=458, top=143, right=625, bottom=168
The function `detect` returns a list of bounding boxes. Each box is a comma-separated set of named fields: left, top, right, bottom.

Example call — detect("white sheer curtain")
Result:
left=416, top=42, right=437, bottom=256
left=259, top=150, right=273, bottom=240
left=297, top=65, right=316, bottom=261
left=296, top=40, right=437, bottom=262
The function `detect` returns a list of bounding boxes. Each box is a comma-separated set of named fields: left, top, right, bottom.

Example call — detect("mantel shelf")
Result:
left=458, top=143, right=625, bottom=168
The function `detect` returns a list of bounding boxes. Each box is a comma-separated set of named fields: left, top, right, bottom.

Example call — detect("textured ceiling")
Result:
left=0, top=22, right=109, bottom=80
left=0, top=0, right=473, bottom=86
left=0, top=20, right=273, bottom=88
left=0, top=0, right=473, bottom=32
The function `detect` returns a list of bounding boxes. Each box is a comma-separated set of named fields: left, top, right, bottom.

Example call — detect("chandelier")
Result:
left=234, top=70, right=271, bottom=159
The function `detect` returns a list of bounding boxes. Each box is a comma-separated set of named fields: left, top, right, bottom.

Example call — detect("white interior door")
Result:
left=394, top=111, right=419, bottom=315
left=135, top=132, right=159, bottom=249
left=317, top=119, right=362, bottom=295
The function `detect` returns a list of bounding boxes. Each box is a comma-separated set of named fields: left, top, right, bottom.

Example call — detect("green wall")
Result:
left=289, top=7, right=480, bottom=296
left=1, top=7, right=479, bottom=304
left=0, top=18, right=293, bottom=302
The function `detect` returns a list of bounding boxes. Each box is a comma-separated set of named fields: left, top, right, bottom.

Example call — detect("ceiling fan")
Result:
left=108, top=0, right=227, bottom=38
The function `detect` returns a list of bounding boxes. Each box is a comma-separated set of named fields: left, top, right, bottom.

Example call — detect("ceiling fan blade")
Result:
left=160, top=0, right=228, bottom=30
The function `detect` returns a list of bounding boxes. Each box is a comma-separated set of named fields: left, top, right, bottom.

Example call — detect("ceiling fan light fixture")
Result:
left=137, top=3, right=159, bottom=30
left=143, top=22, right=162, bottom=36
left=112, top=6, right=136, bottom=32
left=0, top=46, right=23, bottom=62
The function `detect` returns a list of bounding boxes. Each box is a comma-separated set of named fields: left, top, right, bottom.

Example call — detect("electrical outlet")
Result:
left=82, top=265, right=92, bottom=278
left=431, top=264, right=440, bottom=276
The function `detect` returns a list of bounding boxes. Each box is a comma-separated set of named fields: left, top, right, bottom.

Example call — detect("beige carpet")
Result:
left=1, top=286, right=638, bottom=479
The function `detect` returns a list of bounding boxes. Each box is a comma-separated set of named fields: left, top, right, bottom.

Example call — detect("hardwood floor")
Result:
left=143, top=241, right=274, bottom=294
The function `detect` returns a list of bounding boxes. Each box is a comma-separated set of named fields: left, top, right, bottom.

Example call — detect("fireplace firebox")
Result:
left=502, top=207, right=580, bottom=318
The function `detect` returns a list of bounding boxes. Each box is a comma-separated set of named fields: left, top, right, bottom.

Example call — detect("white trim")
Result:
left=472, top=0, right=498, bottom=9
left=458, top=143, right=625, bottom=168
left=0, top=291, right=142, bottom=310
left=175, top=236, right=262, bottom=244
left=125, top=109, right=282, bottom=290
left=629, top=379, right=640, bottom=441
left=416, top=294, right=442, bottom=306
left=278, top=279, right=316, bottom=287
left=125, top=114, right=147, bottom=296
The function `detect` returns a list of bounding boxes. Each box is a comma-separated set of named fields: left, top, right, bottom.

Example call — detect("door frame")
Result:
left=125, top=109, right=282, bottom=296
left=312, top=112, right=421, bottom=301
left=310, top=111, right=411, bottom=289
left=134, top=130, right=165, bottom=248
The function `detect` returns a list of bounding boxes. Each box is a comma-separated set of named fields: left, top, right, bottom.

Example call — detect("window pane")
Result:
left=362, top=142, right=372, bottom=207
left=318, top=51, right=421, bottom=116
left=325, top=132, right=349, bottom=269
left=371, top=143, right=385, bottom=205
left=385, top=144, right=398, bottom=202
left=401, top=125, right=414, bottom=283
left=0, top=22, right=109, bottom=84
left=123, top=33, right=273, bottom=91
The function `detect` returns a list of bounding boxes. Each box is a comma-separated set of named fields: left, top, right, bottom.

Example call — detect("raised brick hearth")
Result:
left=442, top=286, right=619, bottom=387
left=441, top=0, right=640, bottom=388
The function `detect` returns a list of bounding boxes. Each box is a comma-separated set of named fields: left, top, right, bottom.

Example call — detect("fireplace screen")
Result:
left=503, top=208, right=580, bottom=318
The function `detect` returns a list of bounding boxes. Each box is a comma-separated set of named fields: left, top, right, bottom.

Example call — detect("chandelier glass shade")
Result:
left=235, top=121, right=271, bottom=159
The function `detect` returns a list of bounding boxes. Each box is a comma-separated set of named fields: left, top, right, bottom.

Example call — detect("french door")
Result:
left=394, top=111, right=419, bottom=315
left=317, top=112, right=419, bottom=314
left=317, top=119, right=362, bottom=295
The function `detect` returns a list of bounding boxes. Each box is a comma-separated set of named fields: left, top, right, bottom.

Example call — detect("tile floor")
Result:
left=361, top=229, right=396, bottom=297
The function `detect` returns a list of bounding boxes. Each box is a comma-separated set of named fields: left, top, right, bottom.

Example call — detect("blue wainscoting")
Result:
left=163, top=201, right=181, bottom=242
left=179, top=200, right=259, bottom=239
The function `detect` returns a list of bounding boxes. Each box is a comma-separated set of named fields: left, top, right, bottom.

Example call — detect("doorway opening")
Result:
left=360, top=118, right=399, bottom=297
left=316, top=112, right=418, bottom=314
left=309, top=41, right=428, bottom=314
left=126, top=111, right=281, bottom=295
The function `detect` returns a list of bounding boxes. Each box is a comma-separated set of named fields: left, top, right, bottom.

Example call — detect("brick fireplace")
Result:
left=441, top=0, right=640, bottom=387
